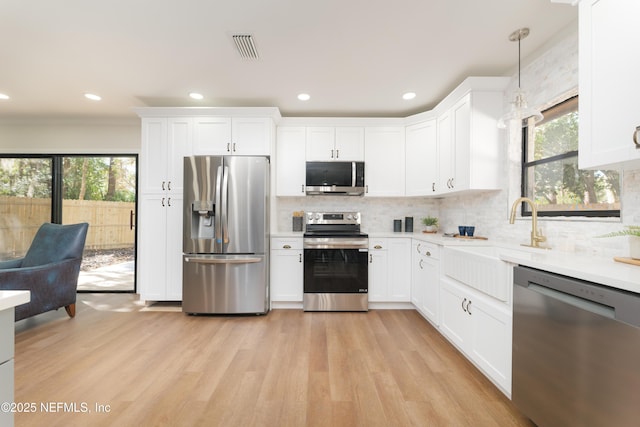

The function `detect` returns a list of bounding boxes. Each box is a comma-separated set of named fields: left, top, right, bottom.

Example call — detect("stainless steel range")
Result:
left=303, top=211, right=368, bottom=311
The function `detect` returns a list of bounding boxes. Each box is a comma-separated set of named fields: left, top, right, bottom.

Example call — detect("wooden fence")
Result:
left=0, top=196, right=135, bottom=257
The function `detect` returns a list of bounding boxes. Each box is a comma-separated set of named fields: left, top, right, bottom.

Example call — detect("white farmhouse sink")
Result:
left=443, top=245, right=511, bottom=302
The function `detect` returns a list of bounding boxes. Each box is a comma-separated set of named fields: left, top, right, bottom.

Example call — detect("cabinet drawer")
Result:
left=271, top=237, right=303, bottom=250
left=369, top=238, right=388, bottom=250
left=415, top=241, right=439, bottom=259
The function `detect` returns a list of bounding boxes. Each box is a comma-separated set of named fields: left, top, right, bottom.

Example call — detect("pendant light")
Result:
left=497, top=28, right=543, bottom=129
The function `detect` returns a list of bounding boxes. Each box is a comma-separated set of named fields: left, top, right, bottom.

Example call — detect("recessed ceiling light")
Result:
left=189, top=92, right=204, bottom=100
left=298, top=93, right=310, bottom=101
left=84, top=93, right=101, bottom=101
left=402, top=92, right=416, bottom=100
left=0, top=93, right=9, bottom=100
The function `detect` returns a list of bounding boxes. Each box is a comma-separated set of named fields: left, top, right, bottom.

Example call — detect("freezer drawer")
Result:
left=182, top=254, right=269, bottom=315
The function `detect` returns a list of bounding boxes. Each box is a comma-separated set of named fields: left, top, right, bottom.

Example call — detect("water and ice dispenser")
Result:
left=190, top=200, right=215, bottom=240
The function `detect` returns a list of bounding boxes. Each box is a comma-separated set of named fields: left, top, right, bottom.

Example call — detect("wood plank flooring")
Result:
left=13, top=294, right=533, bottom=427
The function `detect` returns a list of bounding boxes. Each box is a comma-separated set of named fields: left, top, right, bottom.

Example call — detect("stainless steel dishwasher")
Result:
left=513, top=265, right=640, bottom=427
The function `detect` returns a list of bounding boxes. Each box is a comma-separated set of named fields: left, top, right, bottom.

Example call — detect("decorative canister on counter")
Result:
left=393, top=219, right=402, bottom=232
left=405, top=217, right=413, bottom=232
left=292, top=211, right=304, bottom=232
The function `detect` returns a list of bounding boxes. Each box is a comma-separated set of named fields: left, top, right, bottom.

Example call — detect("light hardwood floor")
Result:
left=13, top=294, right=533, bottom=427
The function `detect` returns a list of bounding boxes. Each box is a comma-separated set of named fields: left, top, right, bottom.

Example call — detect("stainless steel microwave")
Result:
left=305, top=161, right=365, bottom=196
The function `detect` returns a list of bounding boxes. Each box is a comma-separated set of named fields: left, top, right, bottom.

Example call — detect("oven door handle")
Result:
left=304, top=243, right=368, bottom=250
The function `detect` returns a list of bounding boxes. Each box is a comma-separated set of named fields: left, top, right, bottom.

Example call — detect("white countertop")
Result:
left=494, top=245, right=640, bottom=294
left=274, top=229, right=640, bottom=293
left=0, top=290, right=30, bottom=312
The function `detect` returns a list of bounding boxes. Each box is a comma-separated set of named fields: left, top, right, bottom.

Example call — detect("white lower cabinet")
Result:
left=138, top=194, right=183, bottom=301
left=1, top=309, right=15, bottom=427
left=270, top=237, right=303, bottom=303
left=411, top=239, right=439, bottom=325
left=368, top=238, right=411, bottom=302
left=440, top=276, right=512, bottom=395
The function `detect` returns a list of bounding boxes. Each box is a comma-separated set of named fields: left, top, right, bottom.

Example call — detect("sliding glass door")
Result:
left=0, top=157, right=53, bottom=258
left=0, top=155, right=137, bottom=293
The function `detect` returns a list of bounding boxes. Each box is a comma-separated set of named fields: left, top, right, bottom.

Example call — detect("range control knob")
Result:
left=315, top=214, right=321, bottom=220
left=346, top=214, right=353, bottom=220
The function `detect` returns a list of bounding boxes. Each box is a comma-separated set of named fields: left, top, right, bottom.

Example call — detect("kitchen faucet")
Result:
left=509, top=197, right=548, bottom=248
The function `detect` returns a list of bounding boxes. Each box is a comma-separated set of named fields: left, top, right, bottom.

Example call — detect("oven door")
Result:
left=303, top=247, right=368, bottom=294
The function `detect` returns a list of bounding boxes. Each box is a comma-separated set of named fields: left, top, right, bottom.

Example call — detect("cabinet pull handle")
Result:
left=369, top=254, right=373, bottom=263
left=331, top=149, right=334, bottom=159
left=301, top=184, right=304, bottom=193
left=374, top=245, right=383, bottom=249
left=432, top=182, right=435, bottom=192
left=162, top=181, right=165, bottom=191
left=167, top=181, right=171, bottom=191
left=467, top=300, right=472, bottom=315
left=366, top=185, right=369, bottom=193
left=416, top=243, right=421, bottom=253
left=450, top=178, right=454, bottom=189
left=167, top=197, right=171, bottom=207
left=299, top=253, right=302, bottom=263
left=227, top=143, right=231, bottom=152
left=426, top=251, right=431, bottom=257
left=283, top=244, right=291, bottom=249
left=462, top=298, right=467, bottom=312
left=233, top=143, right=237, bottom=152
left=161, top=197, right=165, bottom=207
left=634, top=126, right=640, bottom=148
left=336, top=149, right=339, bottom=159
left=419, top=259, right=423, bottom=269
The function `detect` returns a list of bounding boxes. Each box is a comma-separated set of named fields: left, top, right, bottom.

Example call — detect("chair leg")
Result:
left=65, top=304, right=76, bottom=318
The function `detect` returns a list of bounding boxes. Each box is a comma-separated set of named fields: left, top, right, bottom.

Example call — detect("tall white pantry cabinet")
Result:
left=138, top=117, right=191, bottom=301
left=136, top=108, right=278, bottom=302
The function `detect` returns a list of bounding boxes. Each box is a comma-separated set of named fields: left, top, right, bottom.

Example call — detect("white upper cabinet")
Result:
left=405, top=120, right=438, bottom=196
left=306, top=127, right=364, bottom=161
left=276, top=127, right=306, bottom=196
left=433, top=87, right=504, bottom=196
left=193, top=116, right=272, bottom=155
left=437, top=110, right=455, bottom=194
left=364, top=127, right=405, bottom=197
left=579, top=0, right=640, bottom=170
left=140, top=117, right=192, bottom=195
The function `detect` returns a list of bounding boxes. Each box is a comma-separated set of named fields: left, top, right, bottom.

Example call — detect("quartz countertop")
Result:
left=494, top=246, right=640, bottom=294
left=0, top=290, right=30, bottom=312
left=272, top=229, right=640, bottom=292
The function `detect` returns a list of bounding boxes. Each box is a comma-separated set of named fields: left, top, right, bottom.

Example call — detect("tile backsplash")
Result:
left=275, top=196, right=439, bottom=234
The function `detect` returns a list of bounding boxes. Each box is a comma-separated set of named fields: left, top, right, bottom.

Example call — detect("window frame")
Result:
left=520, top=96, right=620, bottom=218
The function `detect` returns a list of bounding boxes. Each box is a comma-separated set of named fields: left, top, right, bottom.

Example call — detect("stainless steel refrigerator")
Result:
left=182, top=155, right=270, bottom=314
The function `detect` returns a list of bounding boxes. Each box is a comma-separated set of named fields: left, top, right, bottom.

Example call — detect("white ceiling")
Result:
left=0, top=0, right=577, bottom=120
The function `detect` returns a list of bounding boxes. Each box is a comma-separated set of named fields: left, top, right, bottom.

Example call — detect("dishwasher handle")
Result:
left=514, top=265, right=640, bottom=327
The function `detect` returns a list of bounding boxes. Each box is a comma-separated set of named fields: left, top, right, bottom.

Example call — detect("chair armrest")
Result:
left=0, top=258, right=24, bottom=270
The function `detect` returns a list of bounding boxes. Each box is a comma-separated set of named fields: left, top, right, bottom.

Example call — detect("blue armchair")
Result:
left=0, top=222, right=89, bottom=321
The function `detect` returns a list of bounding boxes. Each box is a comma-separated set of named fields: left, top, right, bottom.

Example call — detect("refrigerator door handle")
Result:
left=215, top=165, right=223, bottom=244
left=184, top=256, right=262, bottom=264
left=221, top=165, right=230, bottom=244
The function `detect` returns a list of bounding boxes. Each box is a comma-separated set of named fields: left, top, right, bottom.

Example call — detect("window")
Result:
left=521, top=96, right=620, bottom=217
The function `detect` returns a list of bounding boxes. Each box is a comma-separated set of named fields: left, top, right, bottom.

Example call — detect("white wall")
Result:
left=0, top=118, right=140, bottom=154
left=439, top=26, right=640, bottom=258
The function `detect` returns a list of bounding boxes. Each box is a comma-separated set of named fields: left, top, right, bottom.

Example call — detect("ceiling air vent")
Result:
left=232, top=34, right=259, bottom=59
